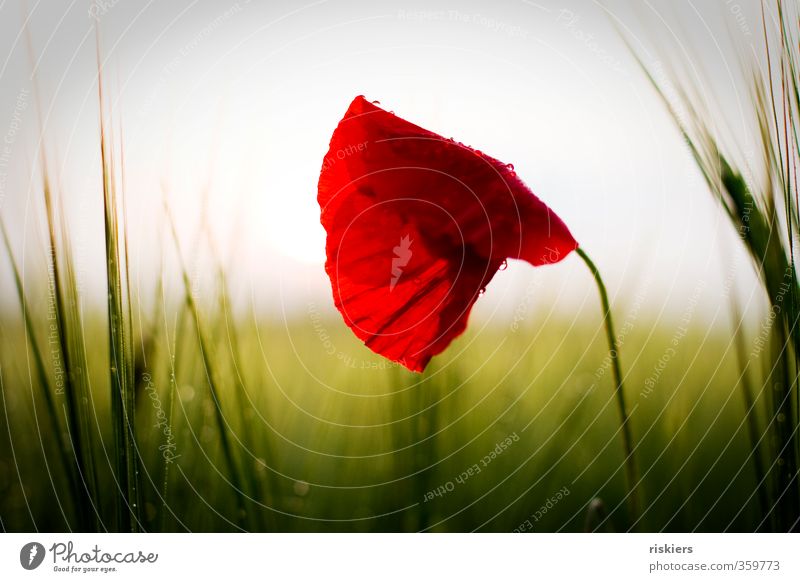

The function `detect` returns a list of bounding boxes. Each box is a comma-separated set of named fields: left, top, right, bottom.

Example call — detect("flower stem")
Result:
left=575, top=247, right=640, bottom=528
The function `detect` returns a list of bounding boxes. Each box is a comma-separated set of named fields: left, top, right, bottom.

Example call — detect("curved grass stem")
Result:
left=576, top=247, right=641, bottom=528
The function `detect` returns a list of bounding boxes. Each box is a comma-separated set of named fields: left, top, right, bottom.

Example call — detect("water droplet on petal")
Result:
left=499, top=260, right=508, bottom=271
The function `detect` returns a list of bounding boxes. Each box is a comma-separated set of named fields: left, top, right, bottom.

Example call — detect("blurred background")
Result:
left=0, top=0, right=793, bottom=532
left=0, top=0, right=766, bottom=318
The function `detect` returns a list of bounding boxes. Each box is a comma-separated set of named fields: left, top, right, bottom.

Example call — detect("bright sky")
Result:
left=0, top=0, right=773, bottom=327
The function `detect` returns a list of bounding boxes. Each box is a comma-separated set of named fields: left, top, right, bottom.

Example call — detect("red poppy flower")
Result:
left=318, top=96, right=577, bottom=372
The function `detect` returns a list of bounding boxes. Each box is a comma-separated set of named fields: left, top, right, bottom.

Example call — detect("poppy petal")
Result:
left=325, top=188, right=502, bottom=372
left=318, top=96, right=578, bottom=371
left=319, top=96, right=578, bottom=266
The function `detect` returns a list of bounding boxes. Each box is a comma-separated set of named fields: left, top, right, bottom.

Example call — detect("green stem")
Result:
left=576, top=247, right=640, bottom=528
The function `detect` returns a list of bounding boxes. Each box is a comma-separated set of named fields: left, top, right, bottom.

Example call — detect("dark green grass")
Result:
left=1, top=8, right=793, bottom=533
left=0, top=307, right=771, bottom=532
left=622, top=0, right=800, bottom=530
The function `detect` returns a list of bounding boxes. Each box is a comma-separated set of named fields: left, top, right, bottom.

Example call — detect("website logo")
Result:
left=390, top=234, right=413, bottom=291
left=20, top=542, right=46, bottom=570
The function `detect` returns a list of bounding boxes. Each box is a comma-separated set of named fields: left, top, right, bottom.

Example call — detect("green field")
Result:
left=0, top=302, right=773, bottom=532
left=2, top=0, right=799, bottom=535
